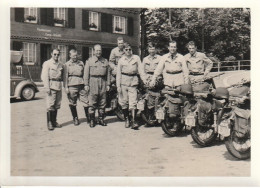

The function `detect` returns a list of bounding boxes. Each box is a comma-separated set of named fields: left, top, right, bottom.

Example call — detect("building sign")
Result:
left=37, top=27, right=62, bottom=38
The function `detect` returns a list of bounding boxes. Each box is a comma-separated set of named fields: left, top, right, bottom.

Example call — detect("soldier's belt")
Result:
left=90, top=75, right=106, bottom=77
left=69, top=75, right=82, bottom=77
left=50, top=78, right=62, bottom=81
left=121, top=72, right=138, bottom=76
left=166, top=70, right=182, bottom=74
left=146, top=72, right=154, bottom=75
left=190, top=72, right=203, bottom=76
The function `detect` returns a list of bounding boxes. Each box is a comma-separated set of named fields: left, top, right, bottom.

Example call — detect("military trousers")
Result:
left=67, top=85, right=88, bottom=107
left=46, top=89, right=62, bottom=111
left=119, top=85, right=137, bottom=110
left=88, top=76, right=107, bottom=114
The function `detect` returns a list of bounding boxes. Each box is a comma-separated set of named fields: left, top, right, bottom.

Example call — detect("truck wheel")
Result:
left=21, top=86, right=35, bottom=101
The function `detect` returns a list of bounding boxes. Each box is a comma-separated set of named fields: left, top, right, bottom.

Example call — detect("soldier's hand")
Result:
left=150, top=79, right=156, bottom=87
left=65, top=87, right=69, bottom=94
left=84, top=86, right=90, bottom=93
left=117, top=87, right=121, bottom=93
left=46, top=89, right=51, bottom=96
left=106, top=86, right=110, bottom=92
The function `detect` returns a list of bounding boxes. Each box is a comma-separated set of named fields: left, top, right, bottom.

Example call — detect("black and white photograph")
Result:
left=1, top=0, right=260, bottom=186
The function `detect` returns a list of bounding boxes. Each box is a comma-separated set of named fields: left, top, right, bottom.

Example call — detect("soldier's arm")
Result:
left=106, top=60, right=111, bottom=86
left=180, top=56, right=189, bottom=84
left=152, top=57, right=165, bottom=81
left=63, top=63, right=69, bottom=88
left=137, top=56, right=146, bottom=82
left=41, top=61, right=50, bottom=89
left=203, top=54, right=213, bottom=76
left=109, top=49, right=116, bottom=70
left=83, top=60, right=90, bottom=86
left=116, top=60, right=122, bottom=88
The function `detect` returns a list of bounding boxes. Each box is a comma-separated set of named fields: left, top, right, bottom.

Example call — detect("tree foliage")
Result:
left=144, top=8, right=250, bottom=60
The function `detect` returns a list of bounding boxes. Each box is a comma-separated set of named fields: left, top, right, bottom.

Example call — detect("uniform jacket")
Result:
left=184, top=52, right=213, bottom=75
left=109, top=47, right=125, bottom=75
left=116, top=54, right=145, bottom=87
left=83, top=56, right=110, bottom=86
left=153, top=53, right=189, bottom=87
left=41, top=58, right=63, bottom=91
left=63, top=59, right=85, bottom=87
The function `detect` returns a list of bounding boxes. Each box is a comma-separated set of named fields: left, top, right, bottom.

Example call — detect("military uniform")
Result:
left=152, top=53, right=189, bottom=89
left=117, top=54, right=145, bottom=129
left=41, top=58, right=63, bottom=130
left=109, top=47, right=125, bottom=83
left=142, top=54, right=162, bottom=109
left=84, top=56, right=110, bottom=127
left=184, top=52, right=213, bottom=93
left=64, top=59, right=89, bottom=125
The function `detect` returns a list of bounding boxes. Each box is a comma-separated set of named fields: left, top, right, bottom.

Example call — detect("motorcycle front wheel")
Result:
left=114, top=105, right=125, bottom=121
left=141, top=107, right=157, bottom=126
left=191, top=125, right=217, bottom=147
left=225, top=130, right=250, bottom=160
left=161, top=116, right=184, bottom=137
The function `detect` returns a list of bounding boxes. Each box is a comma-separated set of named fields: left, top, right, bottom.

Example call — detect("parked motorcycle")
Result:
left=105, top=83, right=125, bottom=121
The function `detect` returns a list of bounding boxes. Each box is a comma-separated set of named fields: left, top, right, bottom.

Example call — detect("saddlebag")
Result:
left=233, top=107, right=251, bottom=137
left=167, top=95, right=182, bottom=118
left=197, top=99, right=213, bottom=126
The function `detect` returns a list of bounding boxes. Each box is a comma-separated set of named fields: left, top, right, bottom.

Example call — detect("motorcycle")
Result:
left=220, top=79, right=251, bottom=159
left=105, top=83, right=125, bottom=121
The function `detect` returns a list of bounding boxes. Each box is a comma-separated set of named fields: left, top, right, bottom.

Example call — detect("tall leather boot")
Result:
left=89, top=113, right=95, bottom=128
left=131, top=109, right=139, bottom=129
left=69, top=105, right=79, bottom=126
left=47, top=111, right=54, bottom=131
left=84, top=107, right=90, bottom=123
left=122, top=109, right=130, bottom=128
left=53, top=110, right=62, bottom=128
left=98, top=110, right=107, bottom=126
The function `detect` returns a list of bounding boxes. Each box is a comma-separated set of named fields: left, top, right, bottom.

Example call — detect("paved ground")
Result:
left=11, top=71, right=250, bottom=176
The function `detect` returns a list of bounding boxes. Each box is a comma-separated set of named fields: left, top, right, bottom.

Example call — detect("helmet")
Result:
left=180, top=84, right=193, bottom=95
left=213, top=87, right=229, bottom=99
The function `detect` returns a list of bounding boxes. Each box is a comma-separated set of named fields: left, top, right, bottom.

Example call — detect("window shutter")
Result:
left=12, top=41, right=23, bottom=51
left=102, top=48, right=112, bottom=60
left=101, top=13, right=112, bottom=33
left=46, top=8, right=54, bottom=26
left=82, top=46, right=89, bottom=63
left=82, top=10, right=89, bottom=30
left=15, top=8, right=24, bottom=22
left=128, top=17, right=134, bottom=36
left=40, top=8, right=47, bottom=25
left=68, top=8, right=75, bottom=28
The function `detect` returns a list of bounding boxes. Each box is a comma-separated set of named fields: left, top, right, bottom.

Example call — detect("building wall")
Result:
left=10, top=8, right=140, bottom=81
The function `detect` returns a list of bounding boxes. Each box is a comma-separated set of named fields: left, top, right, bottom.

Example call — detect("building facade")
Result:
left=10, top=8, right=140, bottom=81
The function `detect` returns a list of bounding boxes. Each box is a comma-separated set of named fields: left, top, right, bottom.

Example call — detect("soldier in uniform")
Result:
left=184, top=41, right=213, bottom=80
left=41, top=48, right=64, bottom=131
left=84, top=44, right=110, bottom=128
left=109, top=37, right=125, bottom=83
left=140, top=43, right=162, bottom=119
left=116, top=43, right=146, bottom=129
left=150, top=41, right=189, bottom=89
left=63, top=49, right=89, bottom=126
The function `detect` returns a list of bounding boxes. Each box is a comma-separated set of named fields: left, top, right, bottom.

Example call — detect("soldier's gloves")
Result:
left=117, top=87, right=121, bottom=93
left=65, top=87, right=69, bottom=94
left=106, top=86, right=110, bottom=92
left=84, top=86, right=90, bottom=93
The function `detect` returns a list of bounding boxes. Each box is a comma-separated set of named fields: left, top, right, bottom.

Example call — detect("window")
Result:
left=23, top=43, right=36, bottom=65
left=24, top=8, right=37, bottom=23
left=113, top=16, right=126, bottom=34
left=57, top=45, right=67, bottom=63
left=89, top=11, right=99, bottom=31
left=54, top=8, right=66, bottom=27
left=89, top=47, right=94, bottom=58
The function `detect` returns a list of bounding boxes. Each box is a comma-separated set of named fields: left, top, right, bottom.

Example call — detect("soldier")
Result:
left=184, top=41, right=213, bottom=80
left=63, top=49, right=89, bottom=126
left=140, top=43, right=162, bottom=118
left=41, top=48, right=63, bottom=131
left=116, top=43, right=146, bottom=129
left=150, top=41, right=189, bottom=89
left=109, top=37, right=125, bottom=83
left=84, top=44, right=110, bottom=128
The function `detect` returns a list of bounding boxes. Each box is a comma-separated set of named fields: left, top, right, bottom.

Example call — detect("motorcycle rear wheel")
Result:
left=114, top=105, right=125, bottom=121
left=161, top=116, right=184, bottom=137
left=225, top=130, right=250, bottom=160
left=141, top=109, right=157, bottom=126
left=191, top=125, right=217, bottom=147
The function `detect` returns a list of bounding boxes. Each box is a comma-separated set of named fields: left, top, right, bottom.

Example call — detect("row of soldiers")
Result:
left=41, top=37, right=213, bottom=131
